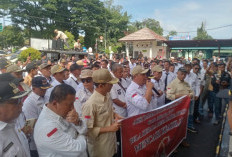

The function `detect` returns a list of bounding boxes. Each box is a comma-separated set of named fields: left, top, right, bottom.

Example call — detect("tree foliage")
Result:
left=0, top=25, right=24, bottom=48
left=129, top=18, right=163, bottom=35
left=194, top=22, right=213, bottom=40
left=18, top=47, right=41, bottom=62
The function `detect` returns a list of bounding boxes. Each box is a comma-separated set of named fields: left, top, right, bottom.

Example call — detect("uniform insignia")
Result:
left=76, top=97, right=79, bottom=100
left=47, top=128, right=58, bottom=137
left=132, top=93, right=137, bottom=98
left=229, top=90, right=231, bottom=96
left=85, top=116, right=91, bottom=119
left=3, top=142, right=14, bottom=153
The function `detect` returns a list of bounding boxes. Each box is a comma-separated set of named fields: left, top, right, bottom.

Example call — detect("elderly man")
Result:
left=74, top=69, right=94, bottom=117
left=34, top=84, right=87, bottom=156
left=44, top=64, right=66, bottom=104
left=125, top=65, right=155, bottom=117
left=23, top=76, right=52, bottom=156
left=110, top=63, right=128, bottom=117
left=151, top=65, right=165, bottom=107
left=65, top=63, right=83, bottom=93
left=82, top=68, right=123, bottom=157
left=0, top=74, right=31, bottom=157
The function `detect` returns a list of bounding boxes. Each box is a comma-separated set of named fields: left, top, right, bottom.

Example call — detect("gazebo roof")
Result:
left=119, top=27, right=167, bottom=42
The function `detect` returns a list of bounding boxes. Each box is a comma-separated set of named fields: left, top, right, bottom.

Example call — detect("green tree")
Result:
left=166, top=30, right=177, bottom=39
left=0, top=25, right=24, bottom=48
left=64, top=31, right=75, bottom=50
left=194, top=22, right=213, bottom=40
left=129, top=18, right=163, bottom=35
left=18, top=47, right=41, bottom=62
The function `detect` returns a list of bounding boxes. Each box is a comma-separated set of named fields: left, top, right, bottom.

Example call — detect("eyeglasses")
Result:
left=81, top=78, right=92, bottom=83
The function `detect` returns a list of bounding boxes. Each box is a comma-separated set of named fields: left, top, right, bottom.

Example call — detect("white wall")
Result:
left=132, top=41, right=166, bottom=58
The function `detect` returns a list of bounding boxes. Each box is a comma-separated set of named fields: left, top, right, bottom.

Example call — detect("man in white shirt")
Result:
left=0, top=74, right=31, bottom=157
left=36, top=63, right=52, bottom=83
left=34, top=84, right=87, bottom=157
left=23, top=76, right=52, bottom=156
left=151, top=65, right=165, bottom=107
left=184, top=62, right=199, bottom=133
left=74, top=69, right=94, bottom=117
left=110, top=63, right=128, bottom=117
left=126, top=65, right=155, bottom=117
left=161, top=60, right=176, bottom=103
left=65, top=63, right=83, bottom=93
left=44, top=64, right=66, bottom=104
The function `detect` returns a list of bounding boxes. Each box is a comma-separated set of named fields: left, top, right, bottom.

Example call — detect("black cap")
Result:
left=70, top=63, right=81, bottom=72
left=32, top=76, right=52, bottom=89
left=0, top=58, right=11, bottom=69
left=178, top=67, right=187, bottom=73
left=0, top=74, right=30, bottom=102
left=26, top=62, right=37, bottom=72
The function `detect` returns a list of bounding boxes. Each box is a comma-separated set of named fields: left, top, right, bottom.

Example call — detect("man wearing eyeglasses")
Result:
left=82, top=68, right=123, bottom=157
left=74, top=69, right=94, bottom=117
left=0, top=73, right=31, bottom=157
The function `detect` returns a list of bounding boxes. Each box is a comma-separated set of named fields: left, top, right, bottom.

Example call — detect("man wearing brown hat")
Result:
left=125, top=65, right=155, bottom=117
left=0, top=57, right=11, bottom=74
left=44, top=64, right=66, bottom=103
left=82, top=68, right=123, bottom=157
left=6, top=64, right=25, bottom=79
left=36, top=63, right=52, bottom=83
left=74, top=69, right=94, bottom=116
left=151, top=65, right=165, bottom=107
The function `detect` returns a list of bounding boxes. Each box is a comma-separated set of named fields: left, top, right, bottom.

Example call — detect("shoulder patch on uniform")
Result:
left=85, top=116, right=91, bottom=119
left=132, top=93, right=137, bottom=98
left=47, top=128, right=58, bottom=137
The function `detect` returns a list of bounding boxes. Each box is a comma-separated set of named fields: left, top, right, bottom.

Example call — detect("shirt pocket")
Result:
left=97, top=107, right=109, bottom=123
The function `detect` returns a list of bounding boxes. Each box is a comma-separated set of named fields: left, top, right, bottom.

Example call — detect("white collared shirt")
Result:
left=65, top=73, right=83, bottom=93
left=110, top=78, right=128, bottom=117
left=151, top=78, right=165, bottom=107
left=23, top=92, right=45, bottom=150
left=34, top=106, right=87, bottom=157
left=0, top=121, right=31, bottom=157
left=74, top=88, right=93, bottom=117
left=126, top=81, right=156, bottom=117
left=161, top=70, right=176, bottom=89
left=185, top=72, right=200, bottom=97
left=44, top=78, right=61, bottom=104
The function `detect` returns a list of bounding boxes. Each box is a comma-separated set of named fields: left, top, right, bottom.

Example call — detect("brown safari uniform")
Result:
left=82, top=68, right=118, bottom=157
left=166, top=78, right=194, bottom=100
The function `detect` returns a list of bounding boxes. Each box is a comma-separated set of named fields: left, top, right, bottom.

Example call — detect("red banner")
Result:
left=121, top=96, right=190, bottom=157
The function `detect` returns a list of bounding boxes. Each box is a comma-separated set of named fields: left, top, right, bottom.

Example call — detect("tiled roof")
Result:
left=119, top=27, right=167, bottom=42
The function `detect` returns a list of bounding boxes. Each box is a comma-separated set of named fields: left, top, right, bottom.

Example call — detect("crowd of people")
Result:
left=0, top=53, right=232, bottom=157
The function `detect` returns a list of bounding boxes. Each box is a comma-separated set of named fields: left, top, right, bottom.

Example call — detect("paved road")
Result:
left=171, top=104, right=223, bottom=157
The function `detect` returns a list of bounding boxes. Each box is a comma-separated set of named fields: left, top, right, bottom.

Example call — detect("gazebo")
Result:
left=119, top=27, right=167, bottom=58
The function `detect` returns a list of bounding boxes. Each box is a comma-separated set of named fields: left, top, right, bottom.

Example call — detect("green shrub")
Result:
left=18, top=47, right=41, bottom=62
